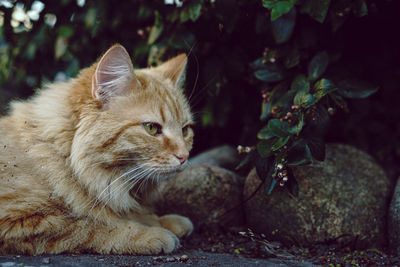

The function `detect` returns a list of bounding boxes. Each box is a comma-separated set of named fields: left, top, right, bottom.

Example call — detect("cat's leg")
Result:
left=0, top=212, right=180, bottom=254
left=159, top=214, right=194, bottom=238
left=81, top=219, right=180, bottom=254
left=127, top=213, right=193, bottom=238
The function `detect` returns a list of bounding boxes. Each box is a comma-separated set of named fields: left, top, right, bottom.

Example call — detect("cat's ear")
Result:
left=92, top=44, right=137, bottom=103
left=155, top=54, right=187, bottom=88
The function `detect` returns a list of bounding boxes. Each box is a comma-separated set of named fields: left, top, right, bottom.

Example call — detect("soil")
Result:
left=1, top=226, right=399, bottom=267
left=183, top=226, right=400, bottom=266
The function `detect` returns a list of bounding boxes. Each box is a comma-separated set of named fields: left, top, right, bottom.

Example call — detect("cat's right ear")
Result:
left=92, top=44, right=138, bottom=104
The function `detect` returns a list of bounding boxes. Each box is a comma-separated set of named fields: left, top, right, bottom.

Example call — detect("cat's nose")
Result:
left=175, top=153, right=188, bottom=165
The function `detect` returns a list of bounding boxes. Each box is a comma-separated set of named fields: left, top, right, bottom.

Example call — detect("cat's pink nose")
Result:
left=175, top=153, right=188, bottom=165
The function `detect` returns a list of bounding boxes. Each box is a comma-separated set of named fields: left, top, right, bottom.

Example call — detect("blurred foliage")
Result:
left=0, top=0, right=399, bottom=189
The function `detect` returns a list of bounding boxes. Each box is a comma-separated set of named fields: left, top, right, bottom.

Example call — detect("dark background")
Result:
left=0, top=0, right=399, bottom=179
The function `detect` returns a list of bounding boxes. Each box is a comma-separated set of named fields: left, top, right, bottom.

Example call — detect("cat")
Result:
left=0, top=44, right=194, bottom=255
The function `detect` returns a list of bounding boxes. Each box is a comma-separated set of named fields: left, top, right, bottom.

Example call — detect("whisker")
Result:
left=83, top=164, right=145, bottom=217
left=189, top=75, right=218, bottom=109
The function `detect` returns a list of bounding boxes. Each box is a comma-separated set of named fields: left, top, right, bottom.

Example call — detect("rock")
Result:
left=156, top=165, right=244, bottom=227
left=389, top=177, right=400, bottom=254
left=189, top=145, right=241, bottom=171
left=244, top=144, right=390, bottom=248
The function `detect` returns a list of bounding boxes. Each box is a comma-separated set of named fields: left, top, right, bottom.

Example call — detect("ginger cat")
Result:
left=0, top=44, right=194, bottom=255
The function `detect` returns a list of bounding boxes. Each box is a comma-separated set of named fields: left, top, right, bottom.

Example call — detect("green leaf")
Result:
left=294, top=91, right=317, bottom=108
left=314, top=78, right=337, bottom=100
left=255, top=155, right=274, bottom=182
left=201, top=107, right=213, bottom=126
left=58, top=26, right=74, bottom=38
left=85, top=8, right=97, bottom=29
left=288, top=112, right=304, bottom=135
left=257, top=139, right=276, bottom=158
left=148, top=11, right=164, bottom=45
left=24, top=43, right=37, bottom=60
left=254, top=155, right=275, bottom=194
left=271, top=7, right=296, bottom=44
left=258, top=125, right=274, bottom=139
left=284, top=49, right=300, bottom=69
left=300, top=0, right=331, bottom=23
left=254, top=65, right=284, bottom=82
left=189, top=2, right=203, bottom=22
left=262, top=0, right=275, bottom=9
left=308, top=51, right=329, bottom=81
left=54, top=37, right=68, bottom=59
left=260, top=101, right=271, bottom=121
left=236, top=154, right=250, bottom=170
left=307, top=137, right=325, bottom=161
left=137, top=5, right=153, bottom=21
left=264, top=0, right=297, bottom=21
left=287, top=140, right=312, bottom=166
left=354, top=0, right=368, bottom=17
left=291, top=74, right=310, bottom=93
left=180, top=7, right=190, bottom=23
left=274, top=85, right=297, bottom=106
left=250, top=57, right=267, bottom=70
left=268, top=119, right=291, bottom=137
left=272, top=136, right=291, bottom=151
left=267, top=179, right=278, bottom=195
left=337, top=79, right=378, bottom=99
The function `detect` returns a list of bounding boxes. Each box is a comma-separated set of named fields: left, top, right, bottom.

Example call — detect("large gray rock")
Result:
left=189, top=145, right=241, bottom=171
left=244, top=144, right=390, bottom=248
left=389, top=177, right=400, bottom=254
left=156, top=165, right=244, bottom=228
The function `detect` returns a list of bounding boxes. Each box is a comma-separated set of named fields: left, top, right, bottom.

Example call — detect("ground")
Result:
left=1, top=227, right=399, bottom=266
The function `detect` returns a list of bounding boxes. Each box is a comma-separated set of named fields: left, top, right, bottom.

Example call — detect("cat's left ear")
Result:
left=92, top=44, right=138, bottom=104
left=155, top=54, right=187, bottom=88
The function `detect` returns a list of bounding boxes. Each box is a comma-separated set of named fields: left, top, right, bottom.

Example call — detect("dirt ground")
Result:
left=1, top=226, right=399, bottom=267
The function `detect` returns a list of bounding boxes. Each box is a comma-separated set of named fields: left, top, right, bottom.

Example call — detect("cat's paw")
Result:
left=159, top=214, right=194, bottom=238
left=136, top=227, right=180, bottom=254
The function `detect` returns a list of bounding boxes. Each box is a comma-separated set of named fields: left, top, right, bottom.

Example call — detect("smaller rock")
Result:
left=157, top=165, right=244, bottom=227
left=180, top=254, right=189, bottom=262
left=189, top=145, right=241, bottom=171
left=389, top=177, right=400, bottom=254
left=42, top=257, right=51, bottom=264
left=166, top=257, right=175, bottom=262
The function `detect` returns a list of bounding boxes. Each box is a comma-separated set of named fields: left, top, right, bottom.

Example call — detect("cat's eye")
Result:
left=182, top=125, right=192, bottom=137
left=143, top=122, right=162, bottom=136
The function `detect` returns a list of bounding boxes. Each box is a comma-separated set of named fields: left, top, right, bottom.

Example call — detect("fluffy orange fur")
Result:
left=0, top=44, right=194, bottom=255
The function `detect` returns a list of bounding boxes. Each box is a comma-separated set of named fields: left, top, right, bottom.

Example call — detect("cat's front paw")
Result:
left=159, top=214, right=193, bottom=238
left=135, top=227, right=180, bottom=254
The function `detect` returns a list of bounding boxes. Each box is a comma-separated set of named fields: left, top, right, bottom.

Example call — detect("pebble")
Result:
left=180, top=254, right=189, bottom=261
left=166, top=257, right=175, bottom=262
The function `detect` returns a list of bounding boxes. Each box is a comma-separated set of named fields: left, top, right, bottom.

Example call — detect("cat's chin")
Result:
left=158, top=166, right=185, bottom=180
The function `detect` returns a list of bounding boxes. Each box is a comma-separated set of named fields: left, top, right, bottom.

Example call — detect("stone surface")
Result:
left=389, top=177, right=400, bottom=254
left=156, top=164, right=244, bottom=227
left=0, top=251, right=313, bottom=267
left=189, top=145, right=241, bottom=171
left=244, top=144, right=390, bottom=248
